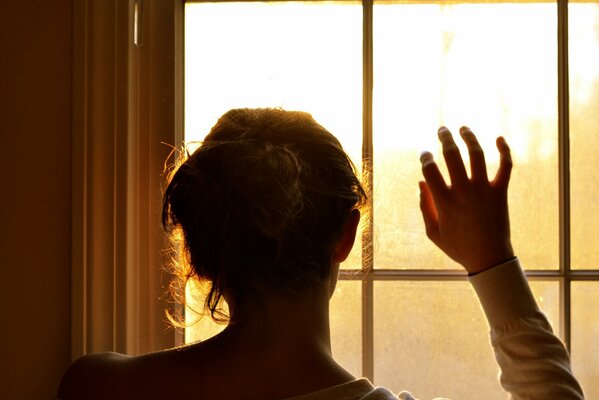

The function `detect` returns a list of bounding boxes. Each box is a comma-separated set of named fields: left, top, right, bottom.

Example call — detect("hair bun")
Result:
left=162, top=108, right=367, bottom=322
left=224, top=141, right=303, bottom=238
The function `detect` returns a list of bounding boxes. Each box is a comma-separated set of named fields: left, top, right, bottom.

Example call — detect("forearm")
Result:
left=470, top=259, right=584, bottom=400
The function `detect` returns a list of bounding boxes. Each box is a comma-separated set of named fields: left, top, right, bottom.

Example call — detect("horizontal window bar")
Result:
left=339, top=269, right=599, bottom=280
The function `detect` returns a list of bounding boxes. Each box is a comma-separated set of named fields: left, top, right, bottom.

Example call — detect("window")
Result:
left=183, top=1, right=599, bottom=398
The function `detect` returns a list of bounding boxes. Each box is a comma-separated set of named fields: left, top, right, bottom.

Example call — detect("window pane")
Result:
left=184, top=2, right=363, bottom=343
left=570, top=1, right=599, bottom=269
left=373, top=280, right=559, bottom=399
left=184, top=1, right=362, bottom=162
left=185, top=279, right=226, bottom=343
left=330, top=280, right=362, bottom=378
left=373, top=2, right=558, bottom=270
left=571, top=282, right=599, bottom=398
left=185, top=1, right=363, bottom=269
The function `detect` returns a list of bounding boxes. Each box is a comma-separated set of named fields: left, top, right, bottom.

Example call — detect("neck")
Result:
left=195, top=282, right=355, bottom=399
left=223, top=284, right=333, bottom=357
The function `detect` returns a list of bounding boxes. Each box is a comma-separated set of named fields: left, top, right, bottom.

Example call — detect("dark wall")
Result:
left=0, top=1, right=72, bottom=398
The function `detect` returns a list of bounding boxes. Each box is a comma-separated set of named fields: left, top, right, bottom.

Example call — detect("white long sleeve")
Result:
left=469, top=258, right=584, bottom=400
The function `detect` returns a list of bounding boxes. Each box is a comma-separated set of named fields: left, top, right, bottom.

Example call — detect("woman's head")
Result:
left=162, top=108, right=366, bottom=321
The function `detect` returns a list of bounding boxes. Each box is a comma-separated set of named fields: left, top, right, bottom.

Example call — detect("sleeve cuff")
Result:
left=468, top=257, right=540, bottom=328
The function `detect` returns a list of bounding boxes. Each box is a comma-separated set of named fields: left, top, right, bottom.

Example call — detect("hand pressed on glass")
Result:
left=419, top=126, right=514, bottom=274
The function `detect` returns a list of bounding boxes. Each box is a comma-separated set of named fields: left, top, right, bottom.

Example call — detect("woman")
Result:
left=58, top=108, right=584, bottom=399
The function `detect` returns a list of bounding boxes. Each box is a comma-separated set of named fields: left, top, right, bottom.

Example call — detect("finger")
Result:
left=493, top=136, right=512, bottom=190
left=459, top=126, right=488, bottom=183
left=420, top=151, right=448, bottom=201
left=419, top=181, right=440, bottom=244
left=438, top=127, right=469, bottom=187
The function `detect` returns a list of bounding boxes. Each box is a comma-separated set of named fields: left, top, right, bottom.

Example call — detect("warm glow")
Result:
left=184, top=279, right=227, bottom=343
left=371, top=2, right=561, bottom=271
left=185, top=2, right=363, bottom=163
left=184, top=0, right=363, bottom=343
left=184, top=2, right=599, bottom=398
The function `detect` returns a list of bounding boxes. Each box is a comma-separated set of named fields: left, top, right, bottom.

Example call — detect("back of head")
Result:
left=162, top=108, right=366, bottom=320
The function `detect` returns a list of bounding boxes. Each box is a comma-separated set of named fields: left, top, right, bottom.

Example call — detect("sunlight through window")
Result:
left=184, top=2, right=363, bottom=365
left=372, top=2, right=559, bottom=271
left=183, top=1, right=599, bottom=398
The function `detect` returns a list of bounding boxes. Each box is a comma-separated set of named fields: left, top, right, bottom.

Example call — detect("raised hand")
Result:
left=419, top=126, right=514, bottom=274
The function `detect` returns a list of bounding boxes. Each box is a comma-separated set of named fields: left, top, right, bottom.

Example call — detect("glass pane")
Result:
left=531, top=280, right=561, bottom=332
left=373, top=2, right=558, bottom=269
left=571, top=282, right=599, bottom=399
left=185, top=279, right=226, bottom=344
left=373, top=280, right=559, bottom=399
left=330, top=280, right=362, bottom=378
left=185, top=1, right=363, bottom=269
left=570, top=1, right=599, bottom=269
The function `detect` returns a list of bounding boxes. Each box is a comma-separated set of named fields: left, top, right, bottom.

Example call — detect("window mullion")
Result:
left=362, top=0, right=374, bottom=382
left=557, top=0, right=571, bottom=350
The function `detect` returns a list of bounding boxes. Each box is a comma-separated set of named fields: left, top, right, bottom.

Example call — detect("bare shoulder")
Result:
left=57, top=352, right=133, bottom=400
left=57, top=345, right=214, bottom=399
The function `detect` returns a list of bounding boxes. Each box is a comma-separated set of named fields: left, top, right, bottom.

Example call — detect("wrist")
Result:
left=467, top=255, right=517, bottom=277
left=465, top=244, right=515, bottom=274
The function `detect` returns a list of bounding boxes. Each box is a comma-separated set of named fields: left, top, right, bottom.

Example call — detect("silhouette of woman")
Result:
left=58, top=108, right=584, bottom=400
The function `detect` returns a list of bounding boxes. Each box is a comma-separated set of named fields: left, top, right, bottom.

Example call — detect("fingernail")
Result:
left=437, top=126, right=451, bottom=139
left=420, top=151, right=434, bottom=167
left=497, top=136, right=510, bottom=152
left=459, top=126, right=472, bottom=136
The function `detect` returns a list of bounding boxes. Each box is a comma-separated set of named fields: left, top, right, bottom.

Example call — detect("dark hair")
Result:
left=162, top=108, right=367, bottom=322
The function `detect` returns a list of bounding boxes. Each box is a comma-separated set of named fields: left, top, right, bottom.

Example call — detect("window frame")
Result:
left=183, top=0, right=599, bottom=382
left=349, top=0, right=599, bottom=380
left=71, top=0, right=599, bottom=384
